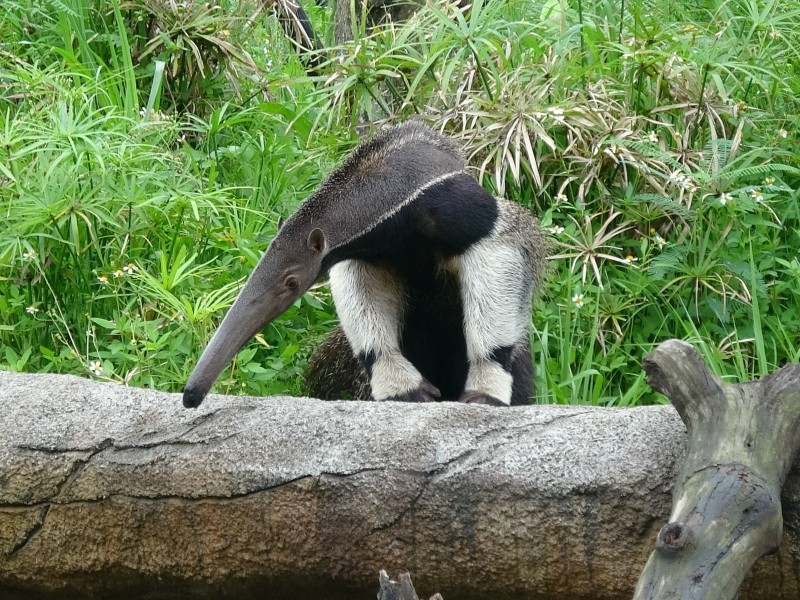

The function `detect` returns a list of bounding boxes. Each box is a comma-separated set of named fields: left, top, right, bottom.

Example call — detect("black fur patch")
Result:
left=358, top=349, right=377, bottom=378
left=413, top=173, right=498, bottom=255
left=490, top=345, right=515, bottom=372
left=399, top=264, right=468, bottom=400
left=510, top=340, right=534, bottom=406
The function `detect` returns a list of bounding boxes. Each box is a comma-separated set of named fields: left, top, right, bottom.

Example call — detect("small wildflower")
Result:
left=555, top=193, right=568, bottom=204
left=737, top=101, right=747, bottom=111
left=769, top=29, right=779, bottom=40
left=763, top=177, right=775, bottom=186
left=123, top=263, right=136, bottom=274
left=777, top=129, right=788, bottom=139
left=26, top=305, right=39, bottom=315
left=751, top=189, right=763, bottom=202
left=669, top=169, right=687, bottom=184
left=623, top=254, right=638, bottom=265
left=22, top=250, right=36, bottom=261
left=113, top=269, right=124, bottom=278
left=646, top=131, right=659, bottom=143
left=719, top=192, right=733, bottom=205
left=97, top=275, right=109, bottom=285
left=86, top=327, right=94, bottom=338
left=683, top=180, right=698, bottom=193
left=572, top=293, right=585, bottom=308
left=88, top=361, right=103, bottom=376
left=548, top=225, right=565, bottom=235
left=653, top=233, right=667, bottom=249
left=548, top=107, right=565, bottom=117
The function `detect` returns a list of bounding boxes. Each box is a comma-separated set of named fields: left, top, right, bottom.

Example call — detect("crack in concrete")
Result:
left=0, top=474, right=316, bottom=511
left=367, top=412, right=596, bottom=533
left=6, top=505, right=49, bottom=556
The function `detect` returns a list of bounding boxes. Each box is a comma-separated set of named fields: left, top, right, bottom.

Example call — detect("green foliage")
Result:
left=1, top=0, right=799, bottom=405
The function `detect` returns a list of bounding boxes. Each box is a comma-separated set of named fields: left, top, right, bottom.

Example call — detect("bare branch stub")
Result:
left=378, top=570, right=442, bottom=600
left=634, top=339, right=800, bottom=600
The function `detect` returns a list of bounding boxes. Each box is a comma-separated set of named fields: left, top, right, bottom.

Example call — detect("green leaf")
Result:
left=91, top=317, right=119, bottom=330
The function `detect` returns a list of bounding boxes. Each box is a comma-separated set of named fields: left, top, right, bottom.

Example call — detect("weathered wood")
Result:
left=634, top=339, right=800, bottom=600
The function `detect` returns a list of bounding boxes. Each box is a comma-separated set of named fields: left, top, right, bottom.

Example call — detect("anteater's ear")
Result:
left=307, top=228, right=326, bottom=254
left=277, top=216, right=286, bottom=230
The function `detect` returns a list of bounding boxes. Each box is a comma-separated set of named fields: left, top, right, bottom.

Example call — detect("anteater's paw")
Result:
left=384, top=378, right=441, bottom=403
left=459, top=390, right=507, bottom=407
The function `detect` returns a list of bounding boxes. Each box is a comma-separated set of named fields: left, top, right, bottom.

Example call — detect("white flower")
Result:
left=623, top=254, right=638, bottom=265
left=572, top=293, right=585, bottom=308
left=719, top=192, right=733, bottom=205
left=653, top=234, right=667, bottom=248
left=123, top=263, right=137, bottom=274
left=113, top=269, right=124, bottom=278
left=549, top=225, right=565, bottom=235
left=88, top=361, right=103, bottom=376
left=751, top=189, right=763, bottom=202
left=763, top=177, right=775, bottom=186
left=777, top=129, right=788, bottom=139
left=669, top=170, right=687, bottom=184
left=548, top=107, right=564, bottom=117
left=97, top=275, right=109, bottom=285
left=22, top=250, right=36, bottom=261
left=26, top=306, right=39, bottom=314
left=555, top=193, right=568, bottom=204
left=646, top=131, right=659, bottom=143
left=683, top=180, right=698, bottom=193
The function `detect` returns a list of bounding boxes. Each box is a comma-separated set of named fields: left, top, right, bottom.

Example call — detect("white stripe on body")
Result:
left=329, top=260, right=423, bottom=400
left=331, top=170, right=465, bottom=252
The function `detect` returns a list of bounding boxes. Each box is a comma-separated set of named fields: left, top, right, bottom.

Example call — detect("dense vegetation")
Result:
left=1, top=0, right=798, bottom=405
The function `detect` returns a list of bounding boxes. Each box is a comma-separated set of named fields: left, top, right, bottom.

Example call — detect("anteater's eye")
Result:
left=285, top=276, right=299, bottom=291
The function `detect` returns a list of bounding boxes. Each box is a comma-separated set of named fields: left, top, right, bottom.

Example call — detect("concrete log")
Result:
left=0, top=370, right=798, bottom=600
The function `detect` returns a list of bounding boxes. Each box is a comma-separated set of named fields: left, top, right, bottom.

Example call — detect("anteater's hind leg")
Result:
left=456, top=237, right=534, bottom=407
left=329, top=259, right=440, bottom=402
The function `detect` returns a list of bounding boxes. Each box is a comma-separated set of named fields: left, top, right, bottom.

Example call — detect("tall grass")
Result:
left=1, top=0, right=799, bottom=404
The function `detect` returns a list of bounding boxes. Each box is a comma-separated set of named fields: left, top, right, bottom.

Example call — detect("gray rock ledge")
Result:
left=0, top=370, right=798, bottom=600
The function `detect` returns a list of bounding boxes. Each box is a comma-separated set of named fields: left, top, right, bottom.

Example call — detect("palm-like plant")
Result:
left=550, top=210, right=634, bottom=289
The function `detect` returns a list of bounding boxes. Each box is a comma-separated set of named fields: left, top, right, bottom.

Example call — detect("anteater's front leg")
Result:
left=456, top=239, right=533, bottom=407
left=329, top=260, right=440, bottom=402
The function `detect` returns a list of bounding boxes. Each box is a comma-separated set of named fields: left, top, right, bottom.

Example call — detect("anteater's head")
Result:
left=182, top=224, right=327, bottom=408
